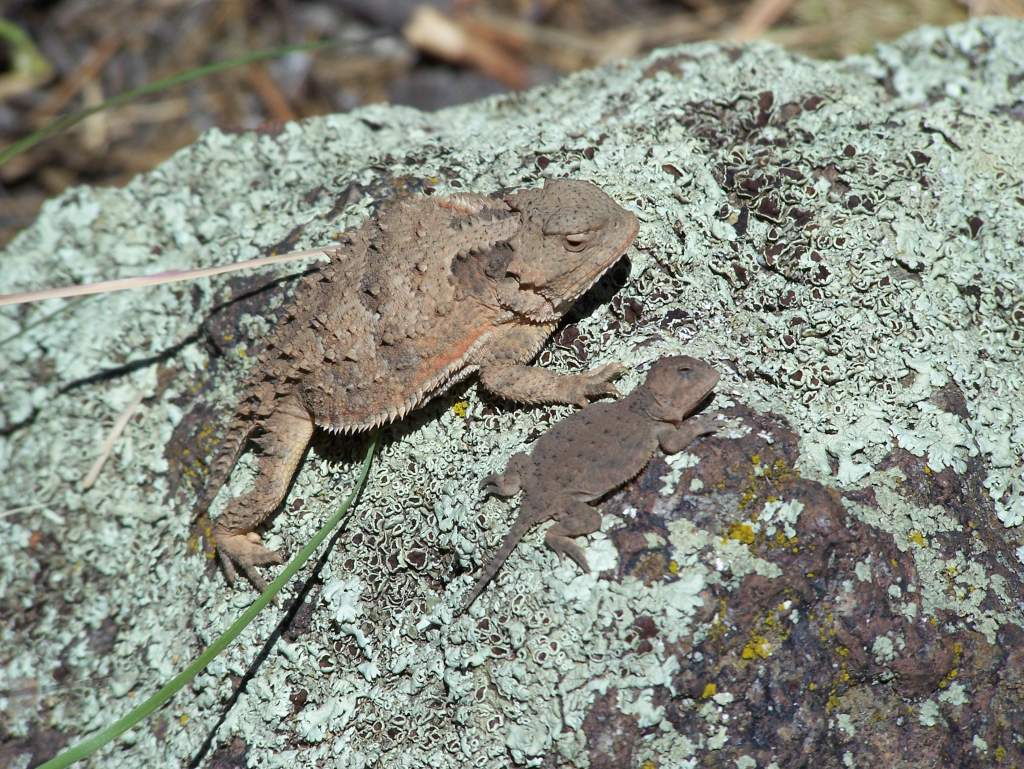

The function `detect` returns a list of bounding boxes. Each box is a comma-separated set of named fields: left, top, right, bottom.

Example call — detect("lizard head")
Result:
left=501, top=179, right=639, bottom=321
left=641, top=356, right=720, bottom=422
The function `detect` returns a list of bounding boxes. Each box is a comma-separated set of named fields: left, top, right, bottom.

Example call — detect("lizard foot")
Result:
left=567, top=362, right=626, bottom=407
left=546, top=536, right=591, bottom=573
left=214, top=529, right=284, bottom=592
left=481, top=473, right=514, bottom=497
left=545, top=502, right=601, bottom=572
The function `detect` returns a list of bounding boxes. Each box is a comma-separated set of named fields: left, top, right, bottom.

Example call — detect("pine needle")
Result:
left=0, top=39, right=335, bottom=169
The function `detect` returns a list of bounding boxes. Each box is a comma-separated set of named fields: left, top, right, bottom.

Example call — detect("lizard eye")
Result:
left=563, top=232, right=590, bottom=252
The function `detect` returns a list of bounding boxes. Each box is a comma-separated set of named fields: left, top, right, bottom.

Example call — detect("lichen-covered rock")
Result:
left=2, top=17, right=1023, bottom=769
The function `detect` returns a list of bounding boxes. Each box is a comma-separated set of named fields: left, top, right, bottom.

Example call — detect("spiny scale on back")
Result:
left=253, top=192, right=521, bottom=432
left=195, top=179, right=640, bottom=590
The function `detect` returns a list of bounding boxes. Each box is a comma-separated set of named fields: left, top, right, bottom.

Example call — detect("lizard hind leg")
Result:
left=212, top=394, right=315, bottom=591
left=544, top=500, right=602, bottom=573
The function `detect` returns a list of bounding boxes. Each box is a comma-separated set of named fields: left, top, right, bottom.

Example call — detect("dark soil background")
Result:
left=1, top=0, right=1018, bottom=247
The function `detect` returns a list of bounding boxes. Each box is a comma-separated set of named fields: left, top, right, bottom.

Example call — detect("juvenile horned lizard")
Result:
left=194, top=179, right=639, bottom=589
left=461, top=355, right=719, bottom=611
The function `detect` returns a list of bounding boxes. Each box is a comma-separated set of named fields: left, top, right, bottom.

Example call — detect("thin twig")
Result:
left=0, top=246, right=333, bottom=307
left=0, top=38, right=336, bottom=169
left=244, top=63, right=297, bottom=122
left=729, top=0, right=797, bottom=42
left=403, top=6, right=529, bottom=89
left=82, top=392, right=146, bottom=490
left=0, top=501, right=50, bottom=518
left=32, top=32, right=124, bottom=120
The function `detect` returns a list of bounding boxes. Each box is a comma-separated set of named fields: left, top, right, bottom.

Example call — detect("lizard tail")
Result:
left=459, top=515, right=535, bottom=613
left=192, top=408, right=258, bottom=522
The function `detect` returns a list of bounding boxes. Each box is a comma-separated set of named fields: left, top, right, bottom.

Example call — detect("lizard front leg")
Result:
left=480, top=452, right=531, bottom=498
left=213, top=393, right=314, bottom=590
left=475, top=323, right=624, bottom=406
left=658, top=415, right=718, bottom=454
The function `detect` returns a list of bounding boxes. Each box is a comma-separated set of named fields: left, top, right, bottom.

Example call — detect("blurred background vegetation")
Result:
left=1, top=0, right=1021, bottom=247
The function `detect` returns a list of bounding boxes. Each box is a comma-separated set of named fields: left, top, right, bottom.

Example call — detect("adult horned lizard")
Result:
left=461, top=355, right=719, bottom=611
left=195, top=179, right=638, bottom=589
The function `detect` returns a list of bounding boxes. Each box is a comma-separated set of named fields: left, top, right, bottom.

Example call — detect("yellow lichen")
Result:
left=706, top=596, right=730, bottom=644
left=938, top=668, right=959, bottom=689
left=937, top=642, right=963, bottom=689
left=725, top=522, right=756, bottom=545
left=741, top=634, right=772, bottom=659
left=770, top=530, right=801, bottom=554
left=452, top=400, right=469, bottom=418
left=908, top=530, right=927, bottom=547
left=701, top=682, right=717, bottom=699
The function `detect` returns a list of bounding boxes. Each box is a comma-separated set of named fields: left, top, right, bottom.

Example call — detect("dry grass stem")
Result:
left=82, top=392, right=146, bottom=490
left=0, top=246, right=333, bottom=307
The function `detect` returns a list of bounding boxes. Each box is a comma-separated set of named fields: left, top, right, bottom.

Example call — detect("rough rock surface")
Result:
left=2, top=18, right=1023, bottom=769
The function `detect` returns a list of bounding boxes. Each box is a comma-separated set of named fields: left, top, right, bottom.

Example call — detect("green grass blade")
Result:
left=0, top=38, right=334, bottom=169
left=35, top=434, right=378, bottom=769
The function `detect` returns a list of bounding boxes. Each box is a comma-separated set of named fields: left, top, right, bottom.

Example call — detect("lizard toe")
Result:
left=575, top=362, right=626, bottom=403
left=215, top=530, right=284, bottom=592
left=689, top=415, right=719, bottom=436
left=593, top=362, right=626, bottom=380
left=547, top=537, right=592, bottom=573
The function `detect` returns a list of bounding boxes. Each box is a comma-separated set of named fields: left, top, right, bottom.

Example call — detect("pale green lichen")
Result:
left=2, top=17, right=1024, bottom=769
left=659, top=451, right=702, bottom=495
left=854, top=557, right=873, bottom=582
left=843, top=472, right=1013, bottom=643
left=938, top=681, right=968, bottom=708
left=834, top=713, right=856, bottom=737
left=619, top=688, right=664, bottom=728
left=757, top=498, right=803, bottom=539
left=919, top=699, right=943, bottom=727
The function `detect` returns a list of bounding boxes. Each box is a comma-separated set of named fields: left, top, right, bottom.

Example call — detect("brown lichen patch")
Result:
left=0, top=726, right=68, bottom=769
left=581, top=689, right=642, bottom=769
left=874, top=379, right=1024, bottom=622
left=586, top=402, right=1024, bottom=767
left=640, top=51, right=698, bottom=80
left=207, top=735, right=250, bottom=769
